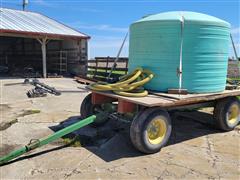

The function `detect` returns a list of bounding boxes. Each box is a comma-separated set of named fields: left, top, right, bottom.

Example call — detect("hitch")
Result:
left=0, top=115, right=96, bottom=166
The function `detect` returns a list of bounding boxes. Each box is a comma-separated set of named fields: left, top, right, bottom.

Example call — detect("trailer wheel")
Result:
left=214, top=97, right=240, bottom=131
left=80, top=93, right=108, bottom=127
left=130, top=108, right=172, bottom=154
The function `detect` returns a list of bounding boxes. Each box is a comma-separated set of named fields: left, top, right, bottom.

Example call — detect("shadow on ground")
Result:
left=1, top=110, right=222, bottom=166
left=49, top=110, right=222, bottom=162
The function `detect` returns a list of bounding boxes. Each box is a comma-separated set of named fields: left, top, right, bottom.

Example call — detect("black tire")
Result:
left=130, top=108, right=172, bottom=154
left=80, top=93, right=108, bottom=127
left=213, top=97, right=240, bottom=131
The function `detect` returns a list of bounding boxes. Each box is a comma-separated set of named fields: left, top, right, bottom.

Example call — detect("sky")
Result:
left=1, top=0, right=240, bottom=58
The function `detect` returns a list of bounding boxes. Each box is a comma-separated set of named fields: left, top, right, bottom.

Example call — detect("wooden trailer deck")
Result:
left=92, top=89, right=240, bottom=108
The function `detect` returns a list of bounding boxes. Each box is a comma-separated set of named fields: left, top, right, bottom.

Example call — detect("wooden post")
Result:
left=37, top=37, right=49, bottom=78
left=42, top=39, right=47, bottom=78
left=106, top=56, right=109, bottom=73
left=94, top=58, right=98, bottom=78
left=125, top=58, right=128, bottom=74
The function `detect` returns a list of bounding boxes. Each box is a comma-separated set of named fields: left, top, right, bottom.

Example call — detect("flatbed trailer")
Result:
left=1, top=89, right=239, bottom=165
left=81, top=89, right=240, bottom=154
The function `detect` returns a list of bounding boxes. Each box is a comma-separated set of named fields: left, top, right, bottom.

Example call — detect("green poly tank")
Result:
left=128, top=11, right=230, bottom=93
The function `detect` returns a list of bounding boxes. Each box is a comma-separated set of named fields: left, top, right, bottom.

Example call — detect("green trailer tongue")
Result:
left=0, top=115, right=96, bottom=166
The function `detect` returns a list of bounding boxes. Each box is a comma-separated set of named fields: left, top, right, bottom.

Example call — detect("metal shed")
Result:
left=0, top=8, right=90, bottom=78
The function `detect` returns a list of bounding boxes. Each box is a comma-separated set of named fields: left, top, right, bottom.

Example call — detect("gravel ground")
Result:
left=0, top=78, right=239, bottom=180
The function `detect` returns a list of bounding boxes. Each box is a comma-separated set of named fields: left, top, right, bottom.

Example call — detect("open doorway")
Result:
left=0, top=36, right=88, bottom=78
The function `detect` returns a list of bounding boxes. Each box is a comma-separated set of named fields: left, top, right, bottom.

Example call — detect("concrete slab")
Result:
left=0, top=78, right=239, bottom=179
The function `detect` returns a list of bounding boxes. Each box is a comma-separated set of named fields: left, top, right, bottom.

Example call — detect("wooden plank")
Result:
left=86, top=57, right=128, bottom=82
left=88, top=59, right=128, bottom=63
left=90, top=90, right=240, bottom=108
left=87, top=71, right=122, bottom=79
left=95, top=57, right=128, bottom=61
left=168, top=89, right=188, bottom=95
left=91, top=91, right=174, bottom=107
left=87, top=66, right=128, bottom=71
left=74, top=76, right=97, bottom=85
left=149, top=90, right=240, bottom=100
left=88, top=62, right=127, bottom=69
left=91, top=76, right=107, bottom=82
left=91, top=71, right=123, bottom=78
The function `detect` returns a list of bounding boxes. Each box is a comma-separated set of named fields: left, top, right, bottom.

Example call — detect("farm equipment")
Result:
left=0, top=115, right=96, bottom=166
left=1, top=11, right=239, bottom=166
left=81, top=89, right=240, bottom=154
left=26, top=79, right=61, bottom=98
left=1, top=68, right=239, bottom=165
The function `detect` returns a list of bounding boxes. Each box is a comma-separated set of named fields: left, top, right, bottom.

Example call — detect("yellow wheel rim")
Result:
left=228, top=104, right=239, bottom=125
left=147, top=118, right=167, bottom=145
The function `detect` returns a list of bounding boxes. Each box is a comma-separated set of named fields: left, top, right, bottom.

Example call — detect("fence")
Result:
left=87, top=57, right=128, bottom=81
left=228, top=60, right=240, bottom=78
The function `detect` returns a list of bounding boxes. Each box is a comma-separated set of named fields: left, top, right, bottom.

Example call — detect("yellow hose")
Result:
left=87, top=68, right=154, bottom=97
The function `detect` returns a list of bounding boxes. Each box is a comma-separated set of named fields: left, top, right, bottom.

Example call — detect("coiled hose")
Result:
left=87, top=68, right=154, bottom=97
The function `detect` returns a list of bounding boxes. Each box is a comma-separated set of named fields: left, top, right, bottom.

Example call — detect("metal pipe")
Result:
left=230, top=34, right=239, bottom=60
left=0, top=115, right=96, bottom=166
left=108, top=32, right=128, bottom=80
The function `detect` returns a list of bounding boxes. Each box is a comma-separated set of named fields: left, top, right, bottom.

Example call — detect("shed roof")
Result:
left=0, top=8, right=90, bottom=39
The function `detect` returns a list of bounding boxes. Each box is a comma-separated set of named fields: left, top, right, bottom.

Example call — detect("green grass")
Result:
left=87, top=68, right=127, bottom=80
left=62, top=137, right=82, bottom=147
left=18, top=109, right=41, bottom=117
left=228, top=77, right=240, bottom=81
left=88, top=68, right=126, bottom=74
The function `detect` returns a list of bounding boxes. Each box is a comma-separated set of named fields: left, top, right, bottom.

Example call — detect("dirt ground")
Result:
left=0, top=78, right=239, bottom=180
